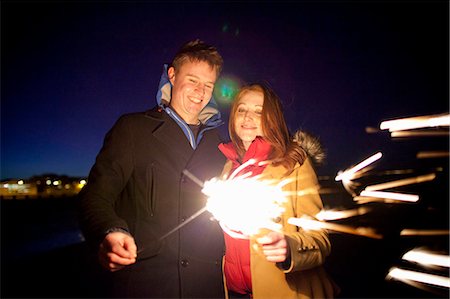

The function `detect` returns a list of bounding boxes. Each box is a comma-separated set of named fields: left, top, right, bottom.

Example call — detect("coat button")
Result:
left=181, top=259, right=189, bottom=267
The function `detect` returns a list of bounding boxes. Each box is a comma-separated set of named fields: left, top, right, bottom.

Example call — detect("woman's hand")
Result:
left=256, top=231, right=288, bottom=262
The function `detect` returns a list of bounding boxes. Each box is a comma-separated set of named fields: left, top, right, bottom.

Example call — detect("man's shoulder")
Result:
left=116, top=107, right=167, bottom=124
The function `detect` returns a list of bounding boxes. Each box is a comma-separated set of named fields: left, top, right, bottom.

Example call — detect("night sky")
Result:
left=2, top=1, right=448, bottom=180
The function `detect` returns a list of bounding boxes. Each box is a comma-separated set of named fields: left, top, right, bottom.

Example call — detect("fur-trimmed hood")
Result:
left=292, top=130, right=326, bottom=166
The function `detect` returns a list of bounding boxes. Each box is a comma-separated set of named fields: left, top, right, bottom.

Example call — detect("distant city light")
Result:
left=18, top=180, right=24, bottom=185
left=46, top=180, right=52, bottom=185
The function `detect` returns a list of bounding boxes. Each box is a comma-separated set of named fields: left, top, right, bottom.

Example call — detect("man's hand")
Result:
left=256, top=231, right=288, bottom=263
left=98, top=231, right=137, bottom=272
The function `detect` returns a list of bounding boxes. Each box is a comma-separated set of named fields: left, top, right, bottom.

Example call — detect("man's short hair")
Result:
left=171, top=39, right=223, bottom=76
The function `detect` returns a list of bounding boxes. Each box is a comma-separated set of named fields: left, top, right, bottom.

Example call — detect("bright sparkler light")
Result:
left=380, top=113, right=450, bottom=132
left=387, top=267, right=450, bottom=288
left=288, top=217, right=383, bottom=239
left=359, top=190, right=419, bottom=202
left=402, top=249, right=450, bottom=268
left=315, top=207, right=370, bottom=221
left=335, top=152, right=382, bottom=182
left=202, top=176, right=287, bottom=236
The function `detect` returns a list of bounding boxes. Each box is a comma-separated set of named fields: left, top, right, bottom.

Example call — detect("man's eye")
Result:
left=189, top=79, right=198, bottom=84
left=205, top=85, right=213, bottom=90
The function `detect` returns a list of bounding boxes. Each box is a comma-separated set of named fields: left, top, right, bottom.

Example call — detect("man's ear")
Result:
left=168, top=67, right=176, bottom=85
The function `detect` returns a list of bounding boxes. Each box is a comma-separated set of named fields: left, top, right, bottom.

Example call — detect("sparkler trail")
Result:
left=380, top=113, right=450, bottom=132
left=400, top=229, right=450, bottom=236
left=387, top=267, right=450, bottom=288
left=359, top=190, right=419, bottom=202
left=364, top=173, right=436, bottom=191
left=287, top=217, right=383, bottom=239
left=417, top=151, right=450, bottom=159
left=402, top=249, right=450, bottom=268
left=335, top=152, right=382, bottom=182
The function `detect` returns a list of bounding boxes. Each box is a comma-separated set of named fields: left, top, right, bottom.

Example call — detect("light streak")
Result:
left=203, top=176, right=287, bottom=236
left=402, top=249, right=450, bottom=268
left=417, top=151, right=450, bottom=159
left=335, top=152, right=382, bottom=181
left=364, top=173, right=436, bottom=191
left=390, top=130, right=449, bottom=138
left=359, top=190, right=419, bottom=202
left=380, top=113, right=450, bottom=132
left=387, top=267, right=450, bottom=288
left=400, top=229, right=449, bottom=236
left=315, top=207, right=370, bottom=221
left=287, top=217, right=383, bottom=239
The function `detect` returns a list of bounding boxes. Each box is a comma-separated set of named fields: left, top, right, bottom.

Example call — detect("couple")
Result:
left=79, top=40, right=336, bottom=298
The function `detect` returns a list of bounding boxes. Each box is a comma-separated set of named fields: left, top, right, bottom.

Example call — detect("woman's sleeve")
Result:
left=282, top=158, right=331, bottom=273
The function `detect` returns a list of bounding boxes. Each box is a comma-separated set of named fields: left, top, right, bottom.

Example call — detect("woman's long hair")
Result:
left=229, top=83, right=306, bottom=174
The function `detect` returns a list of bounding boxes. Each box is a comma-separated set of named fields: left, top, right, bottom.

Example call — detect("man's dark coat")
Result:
left=79, top=107, right=226, bottom=298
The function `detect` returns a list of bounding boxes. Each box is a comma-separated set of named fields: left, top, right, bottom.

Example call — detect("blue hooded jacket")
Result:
left=156, top=64, right=223, bottom=149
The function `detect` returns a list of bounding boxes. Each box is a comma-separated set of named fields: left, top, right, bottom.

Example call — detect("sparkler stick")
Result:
left=287, top=217, right=383, bottom=239
left=364, top=173, right=436, bottom=191
left=402, top=249, right=450, bottom=268
left=380, top=113, right=450, bottom=132
left=387, top=267, right=450, bottom=288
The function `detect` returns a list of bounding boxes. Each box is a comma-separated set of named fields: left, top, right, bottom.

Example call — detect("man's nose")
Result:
left=195, top=83, right=205, bottom=96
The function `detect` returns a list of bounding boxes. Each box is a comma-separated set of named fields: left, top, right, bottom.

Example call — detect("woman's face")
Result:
left=234, top=90, right=264, bottom=150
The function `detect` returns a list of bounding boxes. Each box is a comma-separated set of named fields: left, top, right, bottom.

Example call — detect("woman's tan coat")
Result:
left=222, top=157, right=336, bottom=299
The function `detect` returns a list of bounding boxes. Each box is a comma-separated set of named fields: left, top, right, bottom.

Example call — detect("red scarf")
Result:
left=218, top=137, right=272, bottom=295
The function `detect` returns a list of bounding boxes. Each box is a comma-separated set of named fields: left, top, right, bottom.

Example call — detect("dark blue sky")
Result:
left=2, top=1, right=448, bottom=179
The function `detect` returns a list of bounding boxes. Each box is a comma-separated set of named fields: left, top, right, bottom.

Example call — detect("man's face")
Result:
left=168, top=60, right=217, bottom=124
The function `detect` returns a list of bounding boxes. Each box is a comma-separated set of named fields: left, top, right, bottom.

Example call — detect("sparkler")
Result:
left=287, top=217, right=383, bottom=239
left=203, top=175, right=287, bottom=236
left=158, top=164, right=289, bottom=241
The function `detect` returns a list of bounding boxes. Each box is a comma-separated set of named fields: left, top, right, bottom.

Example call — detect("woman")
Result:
left=218, top=83, right=336, bottom=298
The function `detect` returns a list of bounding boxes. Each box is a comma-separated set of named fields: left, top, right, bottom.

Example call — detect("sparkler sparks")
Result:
left=203, top=176, right=287, bottom=236
left=287, top=217, right=383, bottom=239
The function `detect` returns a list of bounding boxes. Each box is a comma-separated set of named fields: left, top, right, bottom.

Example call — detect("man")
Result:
left=79, top=40, right=226, bottom=298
